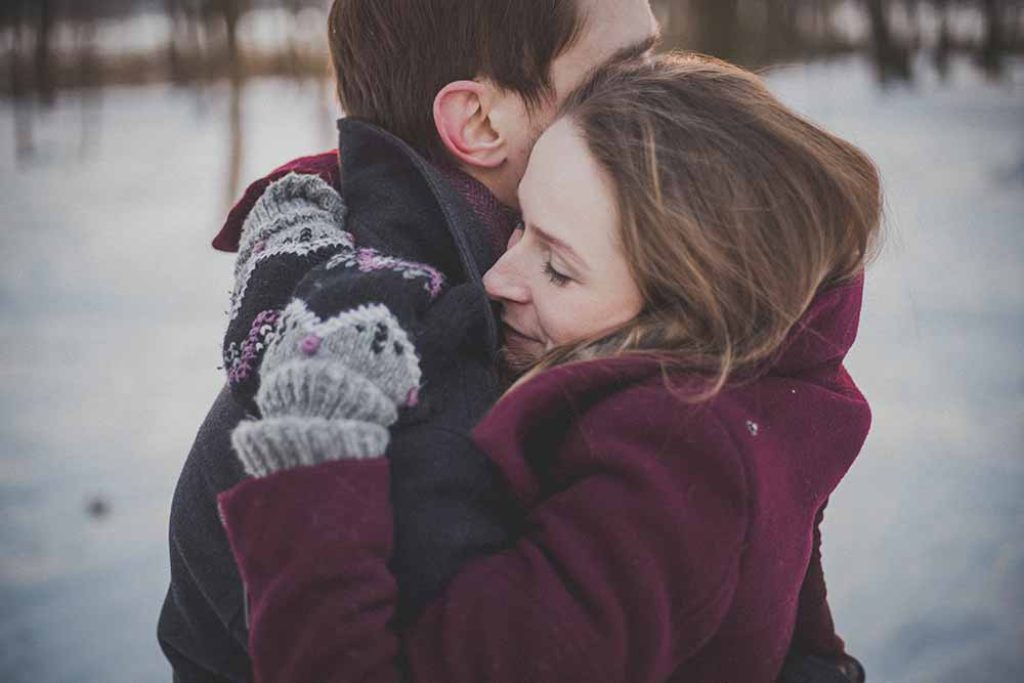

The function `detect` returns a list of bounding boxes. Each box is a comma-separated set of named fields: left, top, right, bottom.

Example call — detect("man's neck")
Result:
left=435, top=163, right=520, bottom=261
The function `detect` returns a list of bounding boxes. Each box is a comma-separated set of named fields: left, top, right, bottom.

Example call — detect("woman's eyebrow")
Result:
left=530, top=223, right=589, bottom=272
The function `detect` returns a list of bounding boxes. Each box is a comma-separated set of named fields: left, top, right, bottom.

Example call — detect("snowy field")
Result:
left=0, top=55, right=1021, bottom=681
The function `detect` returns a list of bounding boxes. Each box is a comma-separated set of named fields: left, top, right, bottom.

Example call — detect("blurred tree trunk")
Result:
left=212, top=0, right=250, bottom=209
left=4, top=0, right=33, bottom=160
left=226, top=74, right=244, bottom=209
left=285, top=0, right=302, bottom=79
left=165, top=0, right=184, bottom=82
left=762, top=0, right=805, bottom=61
left=933, top=0, right=952, bottom=79
left=979, top=0, right=1005, bottom=76
left=212, top=0, right=248, bottom=80
left=74, top=18, right=101, bottom=160
left=34, top=0, right=54, bottom=104
left=688, top=0, right=740, bottom=60
left=865, top=0, right=912, bottom=82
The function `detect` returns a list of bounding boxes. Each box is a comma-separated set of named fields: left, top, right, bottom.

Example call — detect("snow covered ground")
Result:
left=0, top=55, right=1021, bottom=681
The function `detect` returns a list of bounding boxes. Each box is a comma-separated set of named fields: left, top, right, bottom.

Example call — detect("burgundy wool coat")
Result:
left=218, top=277, right=870, bottom=682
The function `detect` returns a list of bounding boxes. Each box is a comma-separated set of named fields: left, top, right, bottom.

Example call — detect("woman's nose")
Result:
left=483, top=241, right=529, bottom=304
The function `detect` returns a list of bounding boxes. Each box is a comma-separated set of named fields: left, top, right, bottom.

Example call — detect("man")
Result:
left=159, top=1, right=660, bottom=680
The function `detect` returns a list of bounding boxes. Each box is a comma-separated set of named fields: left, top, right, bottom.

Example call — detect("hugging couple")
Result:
left=158, top=0, right=879, bottom=681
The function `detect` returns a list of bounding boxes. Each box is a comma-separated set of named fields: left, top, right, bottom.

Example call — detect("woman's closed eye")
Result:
left=543, top=257, right=572, bottom=287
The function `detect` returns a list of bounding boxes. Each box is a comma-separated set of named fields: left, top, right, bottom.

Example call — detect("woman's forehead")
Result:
left=519, top=121, right=621, bottom=262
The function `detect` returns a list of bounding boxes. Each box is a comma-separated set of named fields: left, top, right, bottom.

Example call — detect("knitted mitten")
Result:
left=231, top=299, right=422, bottom=477
left=223, top=173, right=355, bottom=404
left=225, top=168, right=455, bottom=476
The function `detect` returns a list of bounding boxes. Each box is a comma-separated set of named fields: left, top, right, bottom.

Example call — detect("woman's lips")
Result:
left=501, top=325, right=544, bottom=350
left=502, top=322, right=542, bottom=345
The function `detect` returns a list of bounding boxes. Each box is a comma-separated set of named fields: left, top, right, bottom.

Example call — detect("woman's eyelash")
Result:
left=543, top=258, right=571, bottom=286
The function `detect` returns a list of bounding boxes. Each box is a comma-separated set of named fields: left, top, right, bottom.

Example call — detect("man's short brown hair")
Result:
left=328, top=0, right=584, bottom=160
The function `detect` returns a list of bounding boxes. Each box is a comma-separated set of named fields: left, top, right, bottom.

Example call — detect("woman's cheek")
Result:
left=540, top=294, right=585, bottom=347
left=568, top=289, right=632, bottom=343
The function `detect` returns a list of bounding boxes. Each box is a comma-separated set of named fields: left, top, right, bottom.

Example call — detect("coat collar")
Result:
left=336, top=118, right=501, bottom=355
left=769, top=276, right=864, bottom=377
left=473, top=277, right=867, bottom=504
left=482, top=276, right=867, bottom=415
left=338, top=118, right=498, bottom=282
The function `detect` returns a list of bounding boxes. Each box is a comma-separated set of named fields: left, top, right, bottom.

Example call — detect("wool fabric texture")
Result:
left=232, top=417, right=390, bottom=477
left=260, top=299, right=421, bottom=410
left=223, top=172, right=355, bottom=402
left=213, top=151, right=342, bottom=253
left=232, top=294, right=424, bottom=475
left=255, top=358, right=397, bottom=424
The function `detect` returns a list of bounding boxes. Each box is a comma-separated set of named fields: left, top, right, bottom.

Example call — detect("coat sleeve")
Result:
left=157, top=386, right=253, bottom=682
left=158, top=154, right=337, bottom=680
left=386, top=424, right=514, bottom=625
left=790, top=501, right=847, bottom=657
left=217, top=406, right=750, bottom=683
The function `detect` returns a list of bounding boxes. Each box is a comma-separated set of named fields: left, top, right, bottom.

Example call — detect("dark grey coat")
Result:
left=158, top=119, right=514, bottom=681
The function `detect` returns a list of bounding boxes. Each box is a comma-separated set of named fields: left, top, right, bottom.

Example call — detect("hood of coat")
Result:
left=769, top=276, right=865, bottom=379
left=484, top=277, right=865, bottom=411
left=473, top=276, right=870, bottom=505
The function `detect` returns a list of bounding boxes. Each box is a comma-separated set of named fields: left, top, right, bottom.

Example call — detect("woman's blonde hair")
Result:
left=518, top=53, right=882, bottom=399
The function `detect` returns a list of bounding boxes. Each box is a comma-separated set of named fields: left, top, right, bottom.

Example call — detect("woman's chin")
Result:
left=498, top=334, right=546, bottom=385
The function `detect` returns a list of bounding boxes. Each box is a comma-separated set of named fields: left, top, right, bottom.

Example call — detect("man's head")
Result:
left=328, top=0, right=658, bottom=207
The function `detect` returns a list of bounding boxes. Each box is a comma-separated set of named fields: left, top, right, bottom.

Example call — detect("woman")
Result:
left=220, top=53, right=880, bottom=681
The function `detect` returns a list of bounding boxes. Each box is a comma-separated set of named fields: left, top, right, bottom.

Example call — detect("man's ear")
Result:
left=433, top=80, right=507, bottom=169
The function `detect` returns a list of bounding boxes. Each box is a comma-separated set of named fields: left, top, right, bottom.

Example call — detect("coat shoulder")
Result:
left=213, top=150, right=341, bottom=252
left=547, top=373, right=753, bottom=511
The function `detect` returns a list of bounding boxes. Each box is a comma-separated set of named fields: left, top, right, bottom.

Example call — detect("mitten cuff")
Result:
left=231, top=416, right=388, bottom=478
left=256, top=359, right=399, bottom=426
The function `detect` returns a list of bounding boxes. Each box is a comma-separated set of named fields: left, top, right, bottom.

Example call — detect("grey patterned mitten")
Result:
left=231, top=299, right=422, bottom=477
left=224, top=173, right=355, bottom=404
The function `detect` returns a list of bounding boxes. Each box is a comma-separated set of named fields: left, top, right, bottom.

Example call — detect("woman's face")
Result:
left=483, top=119, right=644, bottom=367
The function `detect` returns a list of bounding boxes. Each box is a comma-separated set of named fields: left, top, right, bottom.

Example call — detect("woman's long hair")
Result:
left=516, top=53, right=882, bottom=399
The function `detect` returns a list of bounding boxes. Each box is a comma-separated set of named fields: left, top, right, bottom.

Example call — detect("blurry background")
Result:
left=0, top=0, right=1021, bottom=680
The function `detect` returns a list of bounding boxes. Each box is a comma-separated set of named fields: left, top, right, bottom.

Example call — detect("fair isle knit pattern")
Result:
left=223, top=172, right=445, bottom=405
left=229, top=173, right=353, bottom=323
left=224, top=173, right=355, bottom=399
left=225, top=309, right=282, bottom=387
left=229, top=235, right=351, bottom=323
left=326, top=248, right=446, bottom=299
left=222, top=171, right=462, bottom=475
left=263, top=300, right=422, bottom=410
left=232, top=303, right=422, bottom=476
left=234, top=174, right=354, bottom=317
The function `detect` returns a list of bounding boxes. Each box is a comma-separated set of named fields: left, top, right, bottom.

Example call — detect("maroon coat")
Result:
left=218, top=277, right=869, bottom=682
